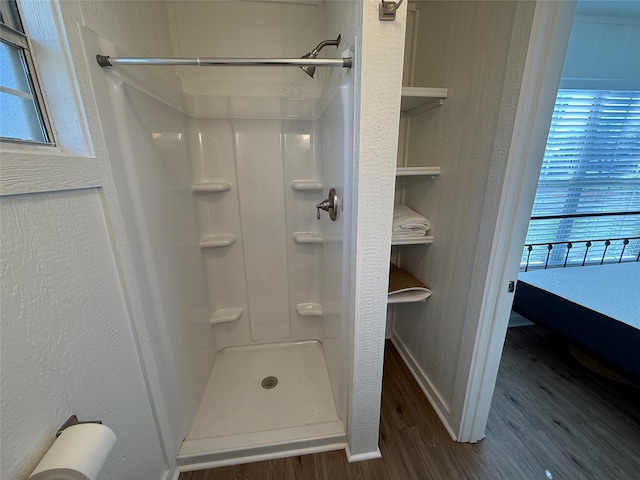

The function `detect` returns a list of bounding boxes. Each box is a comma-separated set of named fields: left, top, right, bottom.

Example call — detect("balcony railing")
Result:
left=521, top=236, right=640, bottom=272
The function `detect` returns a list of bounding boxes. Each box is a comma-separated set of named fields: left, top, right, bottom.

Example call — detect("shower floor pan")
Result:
left=177, top=340, right=346, bottom=469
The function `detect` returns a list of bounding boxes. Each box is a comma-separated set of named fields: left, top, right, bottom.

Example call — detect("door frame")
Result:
left=457, top=0, right=577, bottom=442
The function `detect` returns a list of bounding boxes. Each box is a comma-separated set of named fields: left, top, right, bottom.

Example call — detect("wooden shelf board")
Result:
left=401, top=87, right=448, bottom=113
left=391, top=235, right=434, bottom=246
left=396, top=167, right=441, bottom=177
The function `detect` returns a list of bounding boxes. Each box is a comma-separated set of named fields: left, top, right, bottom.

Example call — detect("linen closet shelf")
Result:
left=389, top=86, right=446, bottom=304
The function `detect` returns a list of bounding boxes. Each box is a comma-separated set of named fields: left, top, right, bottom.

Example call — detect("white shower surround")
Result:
left=90, top=59, right=349, bottom=457
left=82, top=2, right=368, bottom=470
left=188, top=116, right=326, bottom=345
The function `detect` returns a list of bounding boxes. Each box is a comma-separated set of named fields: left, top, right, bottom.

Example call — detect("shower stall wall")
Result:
left=188, top=115, right=326, bottom=346
left=179, top=83, right=353, bottom=466
left=86, top=29, right=214, bottom=454
left=83, top=0, right=355, bottom=469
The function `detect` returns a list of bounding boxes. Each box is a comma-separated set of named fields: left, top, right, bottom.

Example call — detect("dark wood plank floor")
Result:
left=180, top=326, right=640, bottom=480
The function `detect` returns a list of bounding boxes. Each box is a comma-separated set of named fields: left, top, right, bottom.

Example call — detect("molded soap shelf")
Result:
left=192, top=182, right=232, bottom=192
left=295, top=303, right=323, bottom=317
left=210, top=308, right=243, bottom=325
left=293, top=232, right=323, bottom=244
left=200, top=234, right=236, bottom=248
left=291, top=180, right=323, bottom=192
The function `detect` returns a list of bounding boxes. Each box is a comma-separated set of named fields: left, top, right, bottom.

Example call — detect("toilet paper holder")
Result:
left=56, top=415, right=103, bottom=437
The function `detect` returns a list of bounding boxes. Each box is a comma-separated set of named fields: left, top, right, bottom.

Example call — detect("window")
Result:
left=0, top=0, right=52, bottom=143
left=522, top=89, right=640, bottom=269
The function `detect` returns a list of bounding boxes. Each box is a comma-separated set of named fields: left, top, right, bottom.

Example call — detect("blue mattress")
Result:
left=514, top=262, right=640, bottom=380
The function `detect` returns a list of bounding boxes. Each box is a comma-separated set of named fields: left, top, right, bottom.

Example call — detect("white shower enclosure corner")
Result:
left=85, top=1, right=357, bottom=470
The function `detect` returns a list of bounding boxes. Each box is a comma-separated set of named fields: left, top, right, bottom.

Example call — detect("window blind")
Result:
left=523, top=89, right=640, bottom=268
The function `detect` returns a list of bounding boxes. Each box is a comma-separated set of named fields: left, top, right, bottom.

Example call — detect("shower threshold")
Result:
left=177, top=340, right=346, bottom=470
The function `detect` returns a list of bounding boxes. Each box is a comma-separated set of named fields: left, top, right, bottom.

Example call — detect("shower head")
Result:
left=299, top=52, right=316, bottom=79
left=300, top=34, right=341, bottom=78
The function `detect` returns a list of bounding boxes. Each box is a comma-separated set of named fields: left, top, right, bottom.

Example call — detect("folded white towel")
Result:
left=392, top=205, right=430, bottom=237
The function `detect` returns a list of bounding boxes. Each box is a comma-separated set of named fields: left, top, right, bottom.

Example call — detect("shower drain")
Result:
left=261, top=376, right=278, bottom=389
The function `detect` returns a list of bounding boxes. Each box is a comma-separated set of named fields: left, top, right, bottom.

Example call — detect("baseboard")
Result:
left=390, top=333, right=458, bottom=441
left=162, top=466, right=180, bottom=480
left=345, top=445, right=382, bottom=463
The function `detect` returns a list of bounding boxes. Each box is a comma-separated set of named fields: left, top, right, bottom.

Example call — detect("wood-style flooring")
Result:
left=180, top=326, right=640, bottom=480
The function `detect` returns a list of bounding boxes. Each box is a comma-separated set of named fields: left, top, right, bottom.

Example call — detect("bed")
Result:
left=513, top=262, right=640, bottom=381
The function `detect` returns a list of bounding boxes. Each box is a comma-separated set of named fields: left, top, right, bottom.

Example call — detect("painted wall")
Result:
left=345, top=0, right=406, bottom=459
left=0, top=190, right=166, bottom=480
left=561, top=9, right=640, bottom=89
left=392, top=0, right=536, bottom=436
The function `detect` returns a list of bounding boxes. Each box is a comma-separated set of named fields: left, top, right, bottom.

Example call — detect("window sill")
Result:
left=0, top=148, right=101, bottom=196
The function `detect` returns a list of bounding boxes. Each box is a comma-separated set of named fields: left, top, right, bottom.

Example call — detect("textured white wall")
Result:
left=347, top=0, right=406, bottom=459
left=392, top=0, right=535, bottom=435
left=0, top=190, right=166, bottom=480
left=0, top=2, right=184, bottom=479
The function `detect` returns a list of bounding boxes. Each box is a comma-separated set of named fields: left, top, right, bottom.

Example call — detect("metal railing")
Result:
left=521, top=236, right=640, bottom=272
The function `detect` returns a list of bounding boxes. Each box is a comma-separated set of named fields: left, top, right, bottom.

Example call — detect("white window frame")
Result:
left=0, top=0, right=100, bottom=196
left=0, top=6, right=54, bottom=145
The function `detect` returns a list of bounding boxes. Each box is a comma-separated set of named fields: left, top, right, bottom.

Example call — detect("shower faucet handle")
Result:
left=316, top=188, right=339, bottom=221
left=316, top=202, right=327, bottom=220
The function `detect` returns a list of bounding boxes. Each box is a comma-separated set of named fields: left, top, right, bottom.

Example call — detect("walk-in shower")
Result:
left=85, top=1, right=357, bottom=470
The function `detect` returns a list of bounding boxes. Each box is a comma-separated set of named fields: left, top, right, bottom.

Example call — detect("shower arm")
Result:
left=306, top=36, right=342, bottom=59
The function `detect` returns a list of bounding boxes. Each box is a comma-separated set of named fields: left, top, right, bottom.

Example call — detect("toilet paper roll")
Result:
left=28, top=423, right=116, bottom=480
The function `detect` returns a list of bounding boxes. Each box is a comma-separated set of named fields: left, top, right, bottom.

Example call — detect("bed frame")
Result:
left=513, top=278, right=640, bottom=382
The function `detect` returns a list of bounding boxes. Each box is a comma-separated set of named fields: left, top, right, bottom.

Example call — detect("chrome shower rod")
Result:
left=96, top=55, right=352, bottom=69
